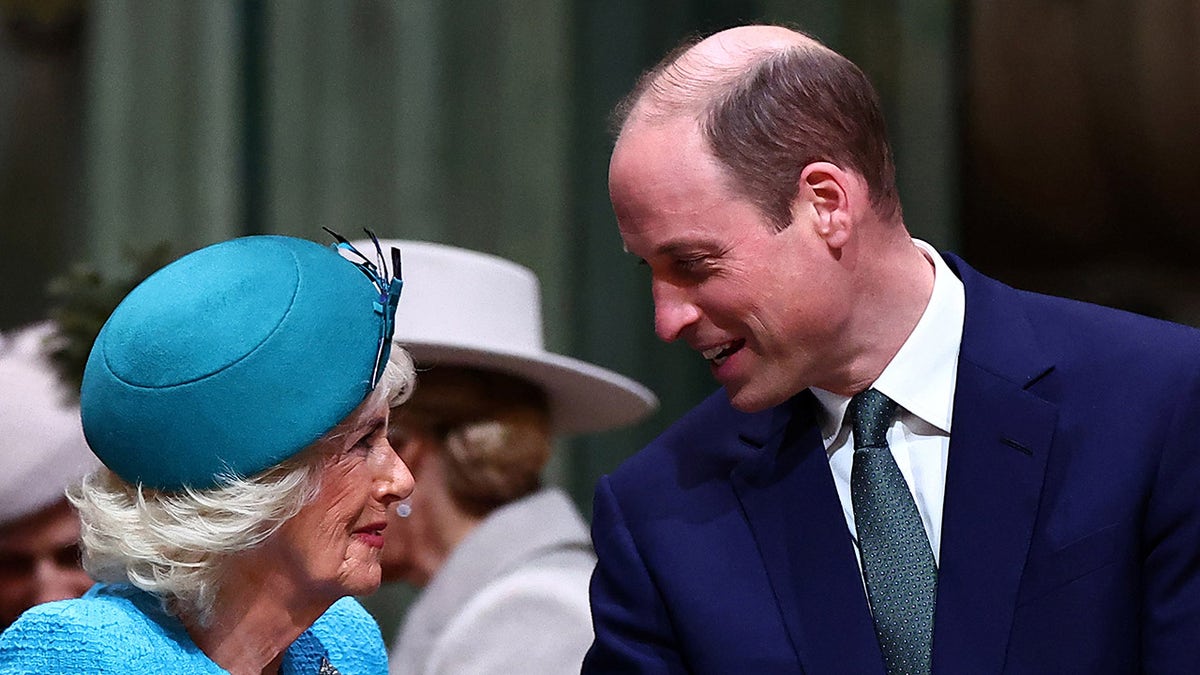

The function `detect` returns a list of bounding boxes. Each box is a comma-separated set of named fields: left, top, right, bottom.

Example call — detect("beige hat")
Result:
left=352, top=239, right=658, bottom=434
left=0, top=323, right=100, bottom=525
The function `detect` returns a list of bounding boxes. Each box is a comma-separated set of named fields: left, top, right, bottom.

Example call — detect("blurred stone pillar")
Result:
left=0, top=0, right=85, bottom=327
left=85, top=0, right=244, bottom=273
left=262, top=0, right=572, bottom=351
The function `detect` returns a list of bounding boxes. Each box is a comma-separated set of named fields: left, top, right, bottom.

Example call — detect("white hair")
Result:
left=68, top=348, right=416, bottom=624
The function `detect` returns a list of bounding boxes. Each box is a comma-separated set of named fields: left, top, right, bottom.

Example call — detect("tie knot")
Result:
left=849, top=388, right=897, bottom=449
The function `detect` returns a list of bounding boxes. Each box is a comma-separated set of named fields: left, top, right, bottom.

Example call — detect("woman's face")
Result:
left=0, top=499, right=93, bottom=628
left=267, top=392, right=414, bottom=601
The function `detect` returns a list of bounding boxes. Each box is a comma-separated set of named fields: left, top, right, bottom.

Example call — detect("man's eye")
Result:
left=675, top=256, right=708, bottom=273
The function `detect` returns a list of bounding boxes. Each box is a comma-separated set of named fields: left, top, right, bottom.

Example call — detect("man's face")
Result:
left=0, top=499, right=93, bottom=628
left=609, top=116, right=854, bottom=412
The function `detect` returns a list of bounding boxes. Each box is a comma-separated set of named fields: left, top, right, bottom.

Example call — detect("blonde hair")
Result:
left=69, top=349, right=416, bottom=624
left=392, top=366, right=550, bottom=516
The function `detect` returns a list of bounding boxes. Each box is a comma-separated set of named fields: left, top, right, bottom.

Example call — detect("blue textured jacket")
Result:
left=0, top=583, right=388, bottom=674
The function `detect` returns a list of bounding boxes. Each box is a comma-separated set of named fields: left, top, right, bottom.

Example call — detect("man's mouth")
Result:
left=701, top=340, right=745, bottom=367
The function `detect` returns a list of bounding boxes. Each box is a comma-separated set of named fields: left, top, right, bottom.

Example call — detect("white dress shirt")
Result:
left=810, top=240, right=965, bottom=565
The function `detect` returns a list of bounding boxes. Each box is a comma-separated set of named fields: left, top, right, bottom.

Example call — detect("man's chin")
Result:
left=724, top=385, right=788, bottom=413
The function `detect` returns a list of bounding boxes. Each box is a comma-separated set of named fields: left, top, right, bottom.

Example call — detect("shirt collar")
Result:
left=811, top=239, right=965, bottom=439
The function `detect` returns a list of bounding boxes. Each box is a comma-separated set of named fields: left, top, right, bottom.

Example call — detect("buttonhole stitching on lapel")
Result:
left=1001, top=437, right=1033, bottom=456
left=738, top=433, right=763, bottom=448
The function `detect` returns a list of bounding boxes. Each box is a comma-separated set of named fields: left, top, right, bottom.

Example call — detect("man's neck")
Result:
left=824, top=236, right=936, bottom=397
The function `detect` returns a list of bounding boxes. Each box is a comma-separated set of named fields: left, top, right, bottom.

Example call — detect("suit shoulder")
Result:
left=1015, top=288, right=1200, bottom=369
left=950, top=252, right=1200, bottom=378
left=605, top=388, right=776, bottom=496
left=612, top=389, right=730, bottom=463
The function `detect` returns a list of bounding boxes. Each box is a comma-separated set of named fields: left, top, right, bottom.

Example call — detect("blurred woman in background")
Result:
left=0, top=323, right=98, bottom=631
left=358, top=240, right=658, bottom=675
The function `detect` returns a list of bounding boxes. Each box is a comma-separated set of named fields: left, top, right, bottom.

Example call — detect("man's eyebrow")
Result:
left=623, top=238, right=720, bottom=260
left=655, top=240, right=719, bottom=257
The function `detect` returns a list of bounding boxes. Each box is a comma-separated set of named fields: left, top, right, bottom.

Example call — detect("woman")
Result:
left=0, top=234, right=412, bottom=674
left=0, top=323, right=99, bottom=631
left=354, top=241, right=658, bottom=675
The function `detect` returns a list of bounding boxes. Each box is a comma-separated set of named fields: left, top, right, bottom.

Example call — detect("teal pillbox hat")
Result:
left=80, top=235, right=399, bottom=491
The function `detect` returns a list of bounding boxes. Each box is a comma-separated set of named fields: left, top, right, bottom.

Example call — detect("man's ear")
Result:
left=795, top=161, right=860, bottom=249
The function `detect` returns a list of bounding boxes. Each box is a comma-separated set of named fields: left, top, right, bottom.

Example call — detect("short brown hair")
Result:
left=616, top=29, right=901, bottom=229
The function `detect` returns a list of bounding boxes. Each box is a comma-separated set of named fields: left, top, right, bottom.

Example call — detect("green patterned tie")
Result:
left=849, top=389, right=937, bottom=674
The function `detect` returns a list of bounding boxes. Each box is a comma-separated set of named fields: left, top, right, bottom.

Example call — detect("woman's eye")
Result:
left=349, top=423, right=385, bottom=454
left=53, top=544, right=82, bottom=568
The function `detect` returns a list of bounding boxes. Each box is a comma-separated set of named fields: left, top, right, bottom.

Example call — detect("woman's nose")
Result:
left=376, top=446, right=415, bottom=504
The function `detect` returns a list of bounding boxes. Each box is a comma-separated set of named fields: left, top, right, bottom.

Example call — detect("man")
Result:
left=583, top=24, right=1200, bottom=674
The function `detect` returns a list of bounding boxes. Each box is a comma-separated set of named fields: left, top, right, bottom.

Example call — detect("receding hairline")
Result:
left=618, top=25, right=828, bottom=131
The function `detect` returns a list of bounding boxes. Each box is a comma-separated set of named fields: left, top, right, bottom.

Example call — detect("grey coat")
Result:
left=389, top=487, right=596, bottom=675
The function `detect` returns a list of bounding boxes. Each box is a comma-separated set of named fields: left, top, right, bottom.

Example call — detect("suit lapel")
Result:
left=720, top=254, right=1060, bottom=672
left=731, top=394, right=885, bottom=674
left=933, top=254, right=1058, bottom=672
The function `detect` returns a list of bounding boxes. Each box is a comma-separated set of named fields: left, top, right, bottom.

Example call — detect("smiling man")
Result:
left=583, top=24, right=1200, bottom=674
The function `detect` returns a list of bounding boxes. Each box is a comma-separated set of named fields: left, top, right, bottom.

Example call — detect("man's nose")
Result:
left=652, top=279, right=700, bottom=342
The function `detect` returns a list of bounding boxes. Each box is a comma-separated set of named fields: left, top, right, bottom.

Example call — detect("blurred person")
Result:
left=0, top=233, right=414, bottom=674
left=584, top=24, right=1200, bottom=674
left=356, top=241, right=657, bottom=675
left=0, top=322, right=100, bottom=631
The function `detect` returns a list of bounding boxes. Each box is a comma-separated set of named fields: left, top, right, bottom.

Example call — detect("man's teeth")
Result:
left=702, top=343, right=735, bottom=365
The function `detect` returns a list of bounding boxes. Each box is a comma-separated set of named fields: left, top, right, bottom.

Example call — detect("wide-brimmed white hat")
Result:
left=352, top=239, right=658, bottom=434
left=0, top=323, right=101, bottom=525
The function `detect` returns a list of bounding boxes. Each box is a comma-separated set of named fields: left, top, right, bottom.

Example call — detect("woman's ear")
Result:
left=794, top=161, right=864, bottom=249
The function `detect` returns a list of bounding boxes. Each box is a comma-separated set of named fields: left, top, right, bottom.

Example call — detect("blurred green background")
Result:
left=3, top=0, right=1197, bottom=645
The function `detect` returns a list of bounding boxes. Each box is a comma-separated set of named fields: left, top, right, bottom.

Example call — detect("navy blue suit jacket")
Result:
left=584, top=254, right=1200, bottom=673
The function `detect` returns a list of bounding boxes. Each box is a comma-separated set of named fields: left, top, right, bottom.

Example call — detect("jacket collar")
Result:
left=728, top=252, right=1057, bottom=673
